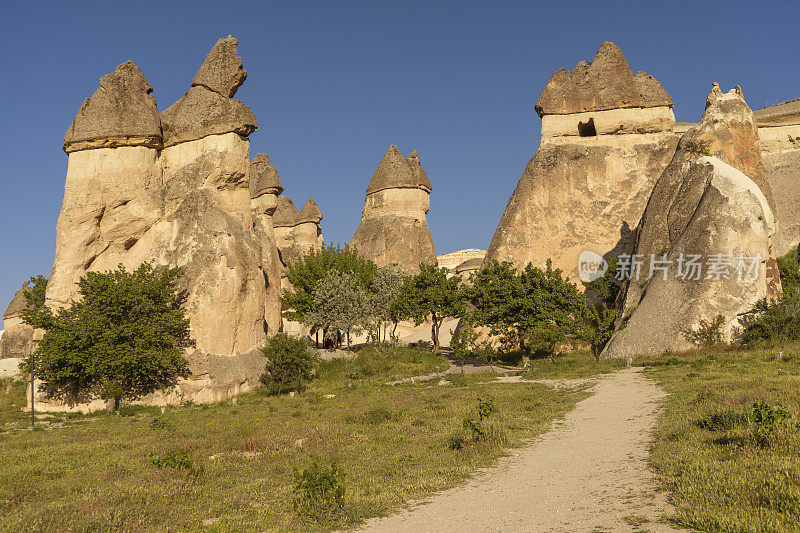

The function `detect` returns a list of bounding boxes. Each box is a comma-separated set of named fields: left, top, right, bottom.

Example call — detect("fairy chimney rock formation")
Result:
left=63, top=61, right=162, bottom=153
left=1, top=283, right=35, bottom=360
left=272, top=196, right=324, bottom=270
left=350, top=145, right=436, bottom=272
left=43, top=37, right=281, bottom=409
left=754, top=98, right=800, bottom=256
left=486, top=42, right=678, bottom=281
left=604, top=85, right=781, bottom=358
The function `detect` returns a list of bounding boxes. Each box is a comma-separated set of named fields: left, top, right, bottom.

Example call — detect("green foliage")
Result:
left=292, top=459, right=346, bottom=522
left=151, top=449, right=204, bottom=480
left=370, top=264, right=405, bottom=342
left=777, top=247, right=800, bottom=294
left=306, top=270, right=374, bottom=348
left=582, top=257, right=620, bottom=359
left=695, top=408, right=748, bottom=431
left=461, top=397, right=497, bottom=443
left=682, top=315, right=725, bottom=348
left=27, top=263, right=191, bottom=408
left=466, top=260, right=589, bottom=357
left=282, top=244, right=377, bottom=326
left=685, top=139, right=712, bottom=156
left=741, top=289, right=800, bottom=344
left=396, top=264, right=463, bottom=353
left=751, top=400, right=794, bottom=445
left=19, top=275, right=49, bottom=328
left=260, top=333, right=318, bottom=395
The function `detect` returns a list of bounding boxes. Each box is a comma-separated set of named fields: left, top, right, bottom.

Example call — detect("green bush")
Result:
left=682, top=315, right=725, bottom=348
left=750, top=400, right=794, bottom=445
left=695, top=408, right=748, bottom=431
left=151, top=450, right=203, bottom=480
left=260, top=333, right=318, bottom=395
left=460, top=397, right=497, bottom=444
left=741, top=290, right=800, bottom=344
left=292, top=459, right=345, bottom=522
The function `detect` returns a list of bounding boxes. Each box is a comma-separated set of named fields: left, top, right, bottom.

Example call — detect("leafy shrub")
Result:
left=151, top=450, right=203, bottom=480
left=750, top=400, right=793, bottom=445
left=685, top=139, right=712, bottom=156
left=260, top=333, right=318, bottom=395
left=460, top=397, right=497, bottom=444
left=149, top=418, right=173, bottom=431
left=447, top=429, right=468, bottom=450
left=682, top=315, right=725, bottom=348
left=741, top=289, right=800, bottom=344
left=292, top=459, right=345, bottom=521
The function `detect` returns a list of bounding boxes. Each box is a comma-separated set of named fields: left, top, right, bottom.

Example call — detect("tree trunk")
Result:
left=346, top=328, right=351, bottom=350
left=107, top=396, right=120, bottom=413
left=432, top=316, right=441, bottom=355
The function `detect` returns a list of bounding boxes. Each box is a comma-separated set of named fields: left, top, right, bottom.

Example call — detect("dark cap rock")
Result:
left=192, top=36, right=247, bottom=98
left=298, top=198, right=323, bottom=224
left=366, top=145, right=433, bottom=195
left=63, top=61, right=162, bottom=153
left=249, top=153, right=283, bottom=198
left=160, top=86, right=257, bottom=147
left=272, top=196, right=301, bottom=228
left=535, top=42, right=672, bottom=117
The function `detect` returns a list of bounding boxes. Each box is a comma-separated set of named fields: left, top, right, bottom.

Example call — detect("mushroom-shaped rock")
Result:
left=249, top=153, right=283, bottom=198
left=3, top=282, right=31, bottom=320
left=191, top=36, right=247, bottom=98
left=272, top=196, right=301, bottom=228
left=63, top=61, right=162, bottom=153
left=366, top=145, right=432, bottom=195
left=535, top=41, right=671, bottom=117
left=298, top=198, right=323, bottom=224
left=160, top=86, right=257, bottom=147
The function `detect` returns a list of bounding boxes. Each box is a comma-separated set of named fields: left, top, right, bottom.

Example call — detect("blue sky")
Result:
left=1, top=0, right=798, bottom=310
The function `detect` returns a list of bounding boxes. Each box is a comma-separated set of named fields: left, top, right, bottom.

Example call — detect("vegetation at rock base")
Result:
left=0, top=345, right=583, bottom=531
left=644, top=345, right=800, bottom=531
left=739, top=249, right=800, bottom=345
left=22, top=263, right=192, bottom=410
left=260, top=333, right=318, bottom=395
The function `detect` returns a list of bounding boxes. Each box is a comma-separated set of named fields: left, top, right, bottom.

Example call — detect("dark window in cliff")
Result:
left=578, top=118, right=597, bottom=137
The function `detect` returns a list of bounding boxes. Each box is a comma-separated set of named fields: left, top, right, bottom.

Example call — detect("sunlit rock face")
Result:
left=604, top=85, right=781, bottom=358
left=485, top=42, right=679, bottom=283
left=40, top=36, right=285, bottom=410
left=350, top=145, right=436, bottom=273
left=754, top=98, right=800, bottom=257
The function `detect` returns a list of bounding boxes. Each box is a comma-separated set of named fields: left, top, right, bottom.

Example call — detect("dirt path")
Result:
left=358, top=368, right=678, bottom=532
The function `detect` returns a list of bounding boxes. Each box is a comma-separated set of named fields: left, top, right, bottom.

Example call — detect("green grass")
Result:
left=0, top=345, right=586, bottom=532
left=523, top=349, right=627, bottom=379
left=640, top=344, right=800, bottom=531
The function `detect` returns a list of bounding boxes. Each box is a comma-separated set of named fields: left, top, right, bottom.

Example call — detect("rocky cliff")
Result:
left=485, top=42, right=679, bottom=282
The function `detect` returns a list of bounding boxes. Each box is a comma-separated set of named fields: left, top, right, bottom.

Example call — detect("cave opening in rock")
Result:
left=578, top=118, right=597, bottom=137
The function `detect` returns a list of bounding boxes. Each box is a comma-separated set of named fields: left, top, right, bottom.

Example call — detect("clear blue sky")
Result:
left=1, top=0, right=798, bottom=310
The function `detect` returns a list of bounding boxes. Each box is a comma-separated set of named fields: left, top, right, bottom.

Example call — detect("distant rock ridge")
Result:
left=350, top=145, right=436, bottom=273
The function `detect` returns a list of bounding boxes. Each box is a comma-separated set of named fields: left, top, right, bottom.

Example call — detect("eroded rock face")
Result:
left=43, top=37, right=281, bottom=409
left=603, top=158, right=776, bottom=358
left=191, top=36, right=247, bottom=98
left=755, top=99, right=800, bottom=256
left=604, top=86, right=782, bottom=358
left=350, top=146, right=436, bottom=272
left=1, top=283, right=35, bottom=360
left=486, top=43, right=678, bottom=282
left=272, top=196, right=323, bottom=268
left=535, top=42, right=672, bottom=117
left=63, top=61, right=162, bottom=153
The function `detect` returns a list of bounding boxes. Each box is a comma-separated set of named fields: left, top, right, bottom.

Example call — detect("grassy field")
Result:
left=640, top=343, right=800, bottom=532
left=0, top=345, right=588, bottom=532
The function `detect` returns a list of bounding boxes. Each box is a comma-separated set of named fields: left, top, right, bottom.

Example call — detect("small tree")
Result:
left=581, top=257, right=620, bottom=360
left=397, top=264, right=463, bottom=354
left=369, top=264, right=404, bottom=342
left=305, top=270, right=374, bottom=349
left=282, top=244, right=377, bottom=333
left=24, top=263, right=192, bottom=411
left=260, top=333, right=317, bottom=395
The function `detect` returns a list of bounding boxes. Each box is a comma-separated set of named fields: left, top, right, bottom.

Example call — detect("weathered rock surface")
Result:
left=755, top=99, right=800, bottom=256
left=298, top=198, right=323, bottom=224
left=1, top=283, right=35, bottom=360
left=535, top=42, right=671, bottom=117
left=437, top=249, right=487, bottom=272
left=160, top=86, right=257, bottom=147
left=604, top=85, right=782, bottom=358
left=273, top=196, right=324, bottom=268
left=350, top=146, right=436, bottom=272
left=250, top=153, right=284, bottom=335
left=63, top=61, right=162, bottom=153
left=43, top=37, right=282, bottom=409
left=191, top=36, right=247, bottom=98
left=603, top=158, right=776, bottom=358
left=487, top=43, right=678, bottom=282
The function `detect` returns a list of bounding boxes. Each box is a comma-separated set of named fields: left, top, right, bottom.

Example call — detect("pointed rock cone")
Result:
left=192, top=35, right=247, bottom=98
left=272, top=196, right=301, bottom=228
left=298, top=198, right=323, bottom=224
left=250, top=153, right=283, bottom=199
left=366, top=145, right=432, bottom=194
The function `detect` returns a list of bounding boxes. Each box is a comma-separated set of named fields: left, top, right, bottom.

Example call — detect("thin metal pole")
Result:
left=30, top=353, right=35, bottom=428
